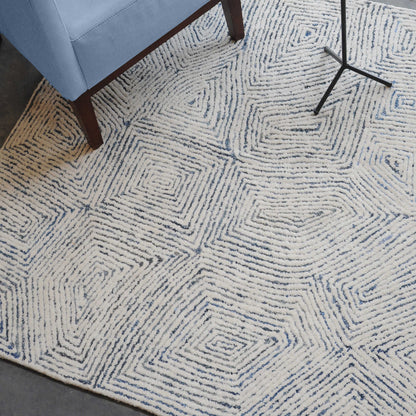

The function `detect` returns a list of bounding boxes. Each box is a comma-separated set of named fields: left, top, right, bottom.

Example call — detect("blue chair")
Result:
left=0, top=0, right=244, bottom=149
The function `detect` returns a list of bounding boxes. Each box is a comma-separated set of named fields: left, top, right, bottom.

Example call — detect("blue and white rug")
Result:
left=1, top=0, right=416, bottom=414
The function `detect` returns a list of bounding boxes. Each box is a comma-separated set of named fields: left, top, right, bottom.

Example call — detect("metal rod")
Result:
left=314, top=66, right=345, bottom=115
left=324, top=47, right=343, bottom=64
left=347, top=64, right=393, bottom=87
left=341, top=0, right=347, bottom=64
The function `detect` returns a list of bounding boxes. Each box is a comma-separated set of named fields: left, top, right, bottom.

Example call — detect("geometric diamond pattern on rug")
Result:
left=1, top=0, right=416, bottom=414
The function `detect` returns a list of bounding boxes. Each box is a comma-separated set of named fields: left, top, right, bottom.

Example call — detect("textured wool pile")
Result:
left=1, top=0, right=416, bottom=414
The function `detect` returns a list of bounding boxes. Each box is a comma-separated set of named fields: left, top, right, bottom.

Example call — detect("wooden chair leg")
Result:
left=70, top=93, right=103, bottom=149
left=221, top=0, right=245, bottom=41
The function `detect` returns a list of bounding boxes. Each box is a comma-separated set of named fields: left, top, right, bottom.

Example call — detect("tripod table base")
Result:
left=314, top=47, right=392, bottom=115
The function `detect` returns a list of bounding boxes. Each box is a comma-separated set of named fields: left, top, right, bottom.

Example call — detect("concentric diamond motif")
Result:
left=1, top=0, right=416, bottom=414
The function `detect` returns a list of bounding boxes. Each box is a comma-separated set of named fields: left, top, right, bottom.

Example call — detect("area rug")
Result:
left=1, top=0, right=416, bottom=414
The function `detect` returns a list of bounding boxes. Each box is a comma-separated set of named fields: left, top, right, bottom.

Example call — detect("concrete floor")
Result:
left=0, top=36, right=42, bottom=147
left=1, top=0, right=415, bottom=413
left=0, top=359, right=152, bottom=416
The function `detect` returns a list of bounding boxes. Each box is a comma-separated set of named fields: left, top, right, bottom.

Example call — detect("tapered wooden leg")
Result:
left=70, top=93, right=103, bottom=149
left=221, top=0, right=245, bottom=41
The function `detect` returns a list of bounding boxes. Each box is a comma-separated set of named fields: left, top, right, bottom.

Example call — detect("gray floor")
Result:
left=0, top=359, right=152, bottom=416
left=1, top=0, right=415, bottom=413
left=0, top=36, right=42, bottom=147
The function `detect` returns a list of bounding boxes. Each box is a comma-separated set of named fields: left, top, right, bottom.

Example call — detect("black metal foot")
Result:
left=314, top=64, right=345, bottom=115
left=346, top=64, right=392, bottom=87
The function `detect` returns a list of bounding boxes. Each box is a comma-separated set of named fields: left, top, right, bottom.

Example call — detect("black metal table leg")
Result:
left=314, top=66, right=345, bottom=115
left=324, top=47, right=343, bottom=64
left=347, top=64, right=392, bottom=87
left=314, top=0, right=392, bottom=114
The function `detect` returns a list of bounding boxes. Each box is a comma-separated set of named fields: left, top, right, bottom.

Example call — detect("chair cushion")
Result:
left=55, top=0, right=210, bottom=89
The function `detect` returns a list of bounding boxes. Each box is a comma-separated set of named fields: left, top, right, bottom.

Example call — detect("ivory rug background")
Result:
left=1, top=0, right=416, bottom=414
